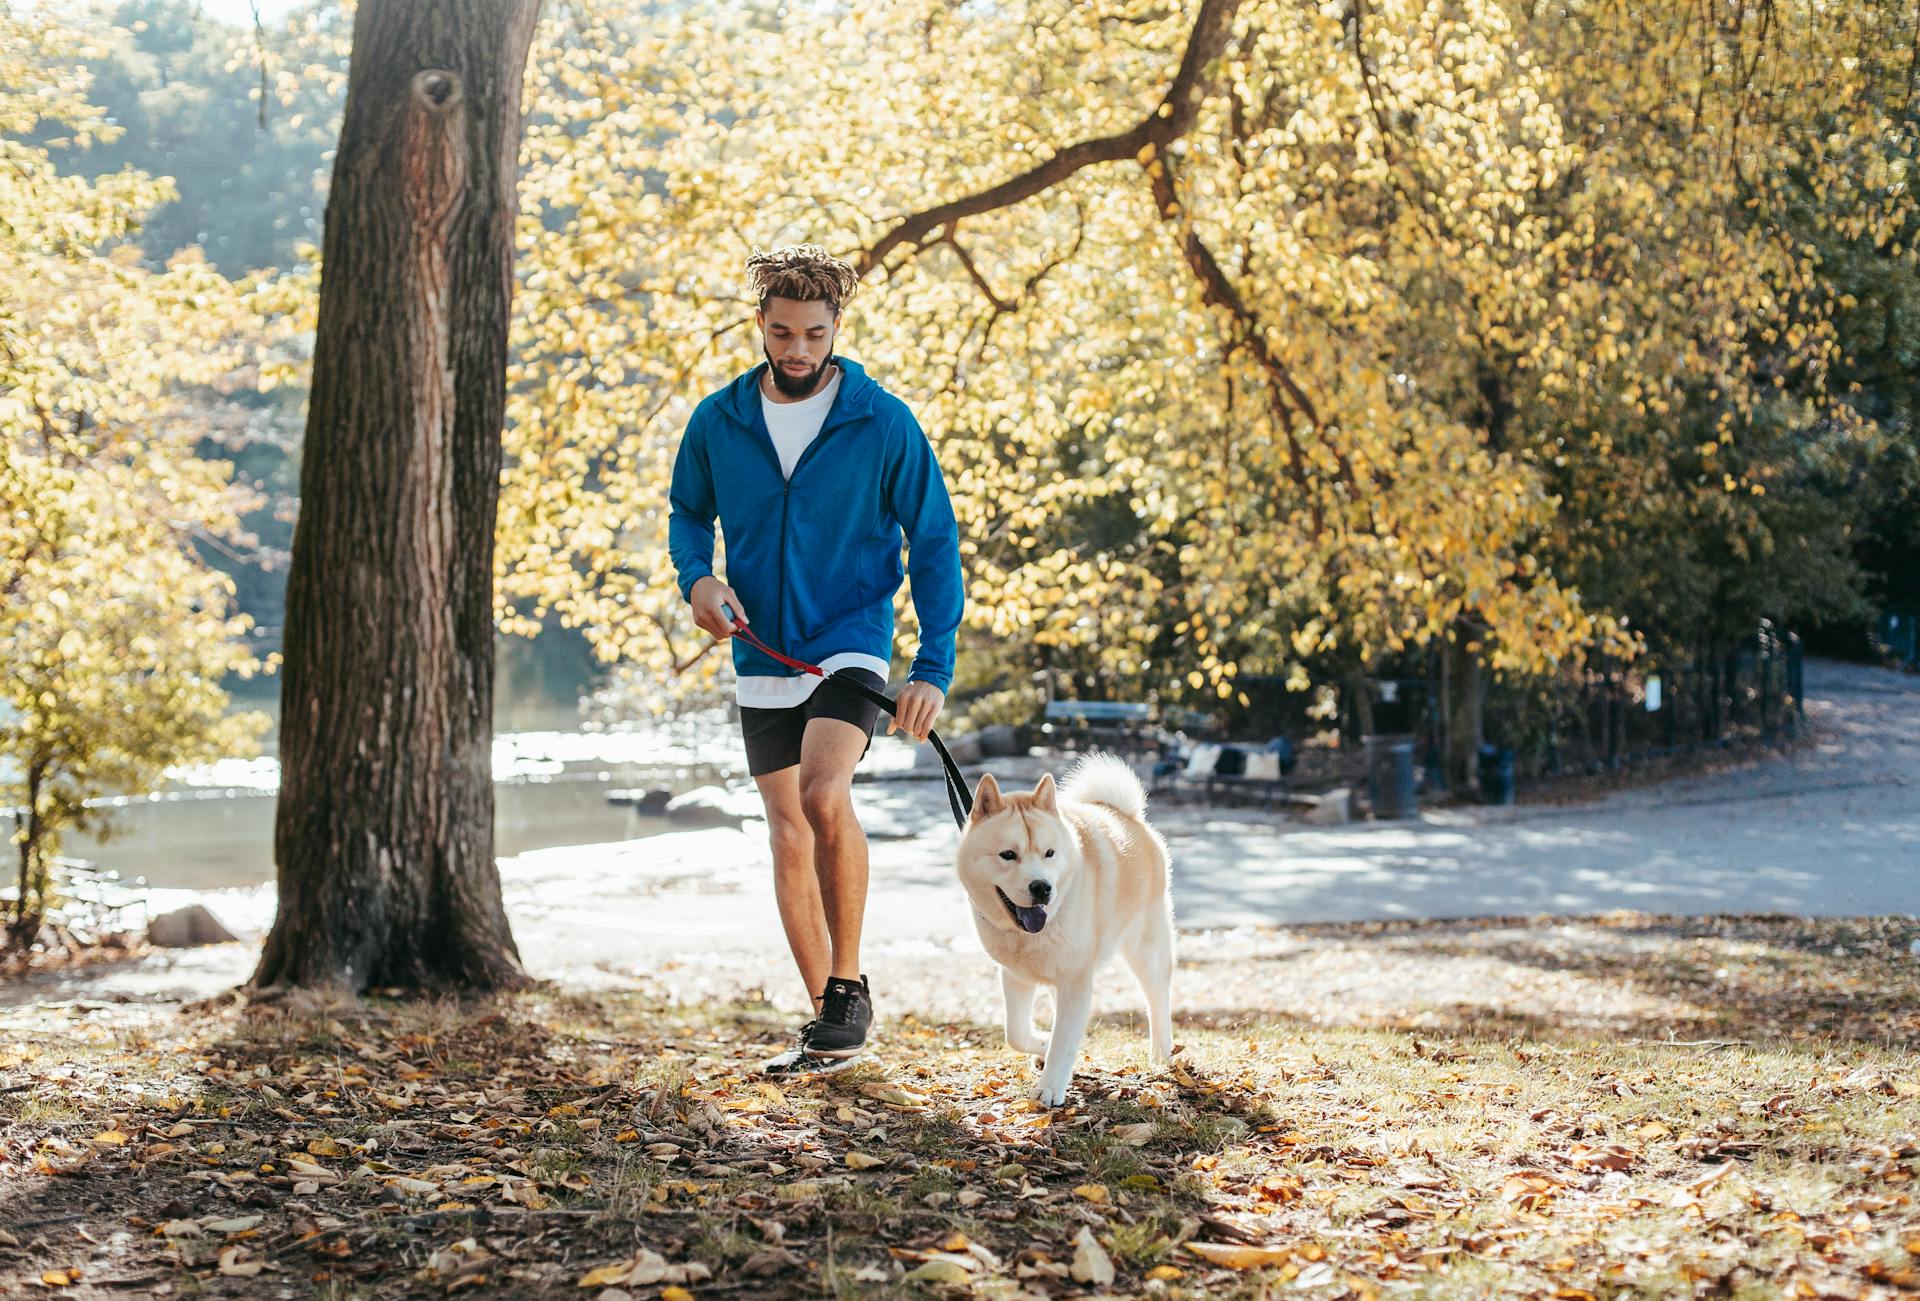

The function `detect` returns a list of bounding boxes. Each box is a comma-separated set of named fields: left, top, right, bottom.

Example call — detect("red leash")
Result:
left=705, top=614, right=974, bottom=828
left=729, top=619, right=826, bottom=677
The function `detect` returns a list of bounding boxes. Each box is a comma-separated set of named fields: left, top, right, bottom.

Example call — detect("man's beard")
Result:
left=765, top=345, right=833, bottom=399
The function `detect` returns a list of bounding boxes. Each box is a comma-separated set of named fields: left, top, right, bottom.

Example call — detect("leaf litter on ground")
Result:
left=0, top=913, right=1917, bottom=1296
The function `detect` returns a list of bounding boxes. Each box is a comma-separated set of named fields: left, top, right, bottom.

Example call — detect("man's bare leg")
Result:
left=797, top=717, right=870, bottom=980
left=752, top=766, right=829, bottom=1016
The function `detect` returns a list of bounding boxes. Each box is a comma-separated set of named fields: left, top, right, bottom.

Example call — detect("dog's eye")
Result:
left=998, top=850, right=1017, bottom=861
left=1044, top=849, right=1055, bottom=858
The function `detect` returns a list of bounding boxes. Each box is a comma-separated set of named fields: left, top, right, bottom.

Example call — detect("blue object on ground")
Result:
left=1478, top=744, right=1516, bottom=805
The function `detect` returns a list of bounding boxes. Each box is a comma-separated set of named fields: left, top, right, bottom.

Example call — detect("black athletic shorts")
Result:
left=739, top=669, right=889, bottom=777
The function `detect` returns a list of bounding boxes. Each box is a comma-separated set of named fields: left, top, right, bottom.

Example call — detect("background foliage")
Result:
left=6, top=0, right=1918, bottom=898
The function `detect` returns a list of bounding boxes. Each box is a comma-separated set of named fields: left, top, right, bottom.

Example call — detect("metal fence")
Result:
left=1481, top=621, right=1806, bottom=783
left=1219, top=621, right=1807, bottom=796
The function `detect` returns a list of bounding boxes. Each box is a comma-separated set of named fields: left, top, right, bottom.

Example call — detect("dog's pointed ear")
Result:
left=971, top=772, right=1003, bottom=821
left=1031, top=772, right=1058, bottom=812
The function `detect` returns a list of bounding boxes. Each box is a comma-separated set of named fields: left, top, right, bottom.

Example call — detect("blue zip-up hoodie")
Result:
left=667, top=356, right=964, bottom=691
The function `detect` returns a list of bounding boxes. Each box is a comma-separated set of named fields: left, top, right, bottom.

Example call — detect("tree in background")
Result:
left=496, top=0, right=1912, bottom=776
left=0, top=9, right=270, bottom=938
left=250, top=0, right=543, bottom=994
left=73, top=0, right=347, bottom=276
left=17, top=0, right=1918, bottom=859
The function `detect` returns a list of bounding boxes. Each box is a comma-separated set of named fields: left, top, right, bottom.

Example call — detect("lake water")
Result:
left=56, top=774, right=705, bottom=891
left=30, top=716, right=756, bottom=892
left=24, top=716, right=930, bottom=893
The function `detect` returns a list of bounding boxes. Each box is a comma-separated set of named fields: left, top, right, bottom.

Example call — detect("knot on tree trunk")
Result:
left=402, top=69, right=468, bottom=234
left=411, top=69, right=463, bottom=112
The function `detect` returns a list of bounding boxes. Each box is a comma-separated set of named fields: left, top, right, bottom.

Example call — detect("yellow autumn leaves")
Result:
left=495, top=0, right=1913, bottom=710
left=1, top=11, right=273, bottom=922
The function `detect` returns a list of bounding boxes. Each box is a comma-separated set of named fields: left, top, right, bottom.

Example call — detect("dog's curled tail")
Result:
left=1060, top=751, right=1148, bottom=818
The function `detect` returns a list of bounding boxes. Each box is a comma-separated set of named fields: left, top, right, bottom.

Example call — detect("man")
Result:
left=668, top=244, right=964, bottom=1074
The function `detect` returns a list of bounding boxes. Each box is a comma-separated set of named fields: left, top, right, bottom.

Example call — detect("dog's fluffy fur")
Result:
left=955, top=753, right=1174, bottom=1106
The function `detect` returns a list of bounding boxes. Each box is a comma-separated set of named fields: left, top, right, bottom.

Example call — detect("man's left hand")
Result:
left=888, top=681, right=946, bottom=742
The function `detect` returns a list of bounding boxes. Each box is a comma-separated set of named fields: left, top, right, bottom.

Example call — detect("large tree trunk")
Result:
left=254, top=0, right=542, bottom=993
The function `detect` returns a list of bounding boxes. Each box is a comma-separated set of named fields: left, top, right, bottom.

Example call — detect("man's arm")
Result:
left=883, top=409, right=964, bottom=738
left=667, top=417, right=717, bottom=601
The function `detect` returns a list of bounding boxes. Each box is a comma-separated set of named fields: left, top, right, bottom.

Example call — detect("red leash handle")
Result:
left=729, top=617, right=824, bottom=677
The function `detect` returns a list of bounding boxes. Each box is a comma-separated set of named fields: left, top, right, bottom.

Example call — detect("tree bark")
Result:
left=1345, top=671, right=1375, bottom=739
left=254, top=0, right=541, bottom=993
left=10, top=757, right=46, bottom=939
left=1442, top=618, right=1486, bottom=795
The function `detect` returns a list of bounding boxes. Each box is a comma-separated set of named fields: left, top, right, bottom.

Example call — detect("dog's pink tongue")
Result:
left=1013, top=903, right=1048, bottom=933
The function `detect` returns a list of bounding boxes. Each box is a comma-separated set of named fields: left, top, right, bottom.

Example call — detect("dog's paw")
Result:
left=1007, top=1034, right=1047, bottom=1058
left=1031, top=1077, right=1070, bottom=1108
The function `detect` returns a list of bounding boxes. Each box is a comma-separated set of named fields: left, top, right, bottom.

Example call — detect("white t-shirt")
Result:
left=762, top=366, right=841, bottom=479
left=739, top=367, right=889, bottom=709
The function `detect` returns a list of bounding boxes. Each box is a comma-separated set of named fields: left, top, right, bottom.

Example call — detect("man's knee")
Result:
left=766, top=813, right=812, bottom=865
left=798, top=774, right=854, bottom=835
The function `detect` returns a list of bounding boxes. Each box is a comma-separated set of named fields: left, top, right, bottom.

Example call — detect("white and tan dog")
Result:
left=956, top=753, right=1174, bottom=1106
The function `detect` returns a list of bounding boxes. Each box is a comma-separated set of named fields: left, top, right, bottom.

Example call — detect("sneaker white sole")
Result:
left=800, top=1040, right=870, bottom=1059
left=762, top=1049, right=863, bottom=1078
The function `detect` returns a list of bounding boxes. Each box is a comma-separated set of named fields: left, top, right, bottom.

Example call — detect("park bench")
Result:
left=1037, top=700, right=1155, bottom=755
left=1152, top=738, right=1296, bottom=810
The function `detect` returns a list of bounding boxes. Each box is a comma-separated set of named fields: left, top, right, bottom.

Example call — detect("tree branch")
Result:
left=1143, top=149, right=1355, bottom=503
left=855, top=0, right=1242, bottom=275
left=939, top=228, right=1012, bottom=313
left=980, top=200, right=1087, bottom=352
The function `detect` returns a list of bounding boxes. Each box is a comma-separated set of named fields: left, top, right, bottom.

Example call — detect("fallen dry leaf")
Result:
left=1185, top=1241, right=1292, bottom=1270
left=623, top=1248, right=669, bottom=1285
left=577, top=1261, right=632, bottom=1288
left=203, top=1215, right=263, bottom=1234
left=217, top=1245, right=265, bottom=1278
left=1071, top=1227, right=1114, bottom=1286
left=904, top=1258, right=973, bottom=1284
left=859, top=1083, right=929, bottom=1107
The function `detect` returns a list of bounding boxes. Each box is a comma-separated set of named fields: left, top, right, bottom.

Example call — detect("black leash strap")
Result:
left=724, top=618, right=973, bottom=829
left=822, top=670, right=974, bottom=831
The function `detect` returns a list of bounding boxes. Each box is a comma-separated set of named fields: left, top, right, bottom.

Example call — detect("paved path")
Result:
left=7, top=658, right=1914, bottom=1015
left=1167, top=655, right=1919, bottom=926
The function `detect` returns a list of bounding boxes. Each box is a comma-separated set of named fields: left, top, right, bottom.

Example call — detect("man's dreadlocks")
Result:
left=745, top=244, right=861, bottom=315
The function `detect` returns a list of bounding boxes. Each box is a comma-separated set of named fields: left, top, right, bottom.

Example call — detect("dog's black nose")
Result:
left=1027, top=880, right=1052, bottom=904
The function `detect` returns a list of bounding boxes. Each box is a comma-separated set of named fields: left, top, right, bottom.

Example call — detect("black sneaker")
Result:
left=802, top=975, right=873, bottom=1058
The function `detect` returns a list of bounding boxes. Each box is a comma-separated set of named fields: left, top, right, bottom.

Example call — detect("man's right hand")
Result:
left=689, top=575, right=747, bottom=640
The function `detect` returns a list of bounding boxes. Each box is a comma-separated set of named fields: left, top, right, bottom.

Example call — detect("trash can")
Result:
left=1477, top=744, right=1515, bottom=805
left=1364, top=734, right=1418, bottom=819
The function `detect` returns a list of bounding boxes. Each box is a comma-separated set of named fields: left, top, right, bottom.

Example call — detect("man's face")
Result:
left=759, top=297, right=839, bottom=398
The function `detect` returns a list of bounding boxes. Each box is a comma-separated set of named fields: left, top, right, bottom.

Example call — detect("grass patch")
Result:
left=1, top=916, right=1917, bottom=1296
